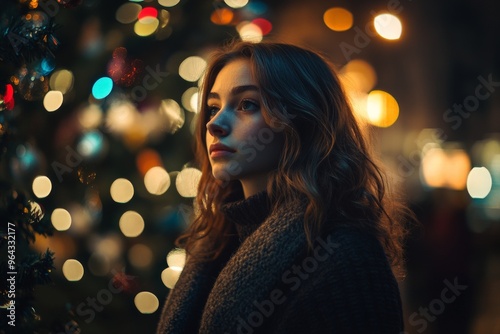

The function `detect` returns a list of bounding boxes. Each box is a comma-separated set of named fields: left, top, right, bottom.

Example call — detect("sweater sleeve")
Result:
left=269, top=227, right=404, bottom=334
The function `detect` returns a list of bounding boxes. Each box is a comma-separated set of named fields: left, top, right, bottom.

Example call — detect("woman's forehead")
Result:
left=210, top=59, right=257, bottom=94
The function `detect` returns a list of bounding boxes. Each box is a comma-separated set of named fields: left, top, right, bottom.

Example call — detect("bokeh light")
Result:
left=176, top=167, right=202, bottom=197
left=447, top=150, right=472, bottom=190
left=129, top=244, right=154, bottom=269
left=161, top=267, right=182, bottom=289
left=92, top=77, right=113, bottom=99
left=39, top=57, right=56, bottom=75
left=93, top=235, right=123, bottom=261
left=158, top=0, right=180, bottom=7
left=32, top=176, right=52, bottom=198
left=77, top=130, right=106, bottom=159
left=13, top=144, right=39, bottom=175
left=156, top=10, right=172, bottom=40
left=323, top=7, right=353, bottom=32
left=181, top=87, right=199, bottom=112
left=374, top=13, right=402, bottom=40
left=178, top=56, right=207, bottom=82
left=224, top=0, right=249, bottom=8
left=421, top=148, right=471, bottom=190
left=159, top=99, right=185, bottom=133
left=247, top=1, right=267, bottom=15
left=251, top=18, right=272, bottom=35
left=88, top=252, right=111, bottom=276
left=144, top=166, right=171, bottom=195
left=119, top=211, right=145, bottom=237
left=340, top=59, right=377, bottom=93
left=110, top=178, right=134, bottom=203
left=43, top=90, right=64, bottom=112
left=136, top=149, right=163, bottom=176
left=467, top=167, right=493, bottom=199
left=190, top=92, right=199, bottom=113
left=471, top=137, right=500, bottom=167
left=211, top=8, right=233, bottom=25
left=49, top=69, right=74, bottom=94
left=134, top=17, right=160, bottom=37
left=67, top=203, right=93, bottom=235
left=162, top=248, right=186, bottom=288
left=346, top=91, right=369, bottom=122
left=237, top=22, right=263, bottom=43
left=134, top=291, right=159, bottom=314
left=166, top=248, right=186, bottom=269
left=366, top=90, right=399, bottom=127
left=51, top=208, right=72, bottom=231
left=115, top=3, right=142, bottom=24
left=106, top=101, right=138, bottom=134
left=62, top=259, right=84, bottom=281
left=78, top=104, right=103, bottom=129
left=421, top=148, right=445, bottom=188
left=138, top=7, right=158, bottom=20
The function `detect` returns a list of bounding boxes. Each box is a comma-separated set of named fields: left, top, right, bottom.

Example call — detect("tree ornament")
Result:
left=0, top=84, right=15, bottom=111
left=12, top=65, right=49, bottom=101
left=0, top=11, right=59, bottom=66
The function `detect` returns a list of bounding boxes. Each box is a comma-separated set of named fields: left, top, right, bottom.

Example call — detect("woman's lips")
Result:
left=210, top=150, right=234, bottom=158
left=209, top=143, right=236, bottom=158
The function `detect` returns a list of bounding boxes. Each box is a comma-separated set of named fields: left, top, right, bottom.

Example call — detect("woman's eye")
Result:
left=207, top=106, right=219, bottom=119
left=240, top=99, right=259, bottom=111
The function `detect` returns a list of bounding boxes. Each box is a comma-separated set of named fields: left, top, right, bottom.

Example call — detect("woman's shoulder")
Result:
left=308, top=225, right=395, bottom=277
left=271, top=225, right=403, bottom=334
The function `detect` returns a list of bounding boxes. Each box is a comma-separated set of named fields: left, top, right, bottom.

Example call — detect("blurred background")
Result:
left=0, top=0, right=499, bottom=333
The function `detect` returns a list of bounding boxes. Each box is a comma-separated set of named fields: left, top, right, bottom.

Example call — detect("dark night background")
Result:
left=1, top=0, right=499, bottom=333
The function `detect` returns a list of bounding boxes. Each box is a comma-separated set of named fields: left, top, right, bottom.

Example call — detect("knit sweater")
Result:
left=157, top=191, right=404, bottom=334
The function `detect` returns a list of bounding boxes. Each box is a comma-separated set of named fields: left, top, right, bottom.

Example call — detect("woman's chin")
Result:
left=211, top=169, right=236, bottom=183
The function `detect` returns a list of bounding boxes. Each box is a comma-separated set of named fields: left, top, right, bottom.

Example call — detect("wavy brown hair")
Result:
left=177, top=40, right=411, bottom=277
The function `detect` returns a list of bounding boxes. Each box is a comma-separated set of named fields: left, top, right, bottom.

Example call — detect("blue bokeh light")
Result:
left=77, top=131, right=105, bottom=158
left=92, top=77, right=113, bottom=99
left=40, top=57, right=56, bottom=75
left=246, top=1, right=267, bottom=15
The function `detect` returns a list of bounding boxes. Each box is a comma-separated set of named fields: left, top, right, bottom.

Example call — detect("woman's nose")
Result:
left=206, top=112, right=229, bottom=137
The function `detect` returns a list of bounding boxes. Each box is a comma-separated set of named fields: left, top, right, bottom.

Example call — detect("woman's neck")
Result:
left=239, top=173, right=269, bottom=199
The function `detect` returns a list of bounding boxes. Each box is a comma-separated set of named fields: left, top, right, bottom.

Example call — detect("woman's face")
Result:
left=205, top=58, right=283, bottom=196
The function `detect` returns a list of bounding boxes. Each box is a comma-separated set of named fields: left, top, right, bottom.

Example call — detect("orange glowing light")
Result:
left=136, top=149, right=163, bottom=176
left=323, top=7, right=353, bottom=32
left=211, top=8, right=234, bottom=25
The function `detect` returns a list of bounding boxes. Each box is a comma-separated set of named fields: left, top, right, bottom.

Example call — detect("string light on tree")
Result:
left=144, top=166, right=171, bottom=195
left=119, top=211, right=145, bottom=237
left=51, top=208, right=72, bottom=231
left=62, top=259, right=84, bottom=281
left=43, top=90, right=64, bottom=112
left=110, top=178, right=134, bottom=203
left=32, top=176, right=52, bottom=198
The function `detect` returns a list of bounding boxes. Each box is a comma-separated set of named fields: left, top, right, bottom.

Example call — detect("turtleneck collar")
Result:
left=221, top=190, right=271, bottom=242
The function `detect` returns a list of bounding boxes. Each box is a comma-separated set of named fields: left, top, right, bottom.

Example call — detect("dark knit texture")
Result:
left=157, top=191, right=404, bottom=334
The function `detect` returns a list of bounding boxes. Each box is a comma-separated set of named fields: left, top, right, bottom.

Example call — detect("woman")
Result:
left=157, top=41, right=410, bottom=333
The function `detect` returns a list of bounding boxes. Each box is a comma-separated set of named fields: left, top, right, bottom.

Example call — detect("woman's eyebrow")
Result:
left=231, top=85, right=259, bottom=95
left=208, top=85, right=260, bottom=100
